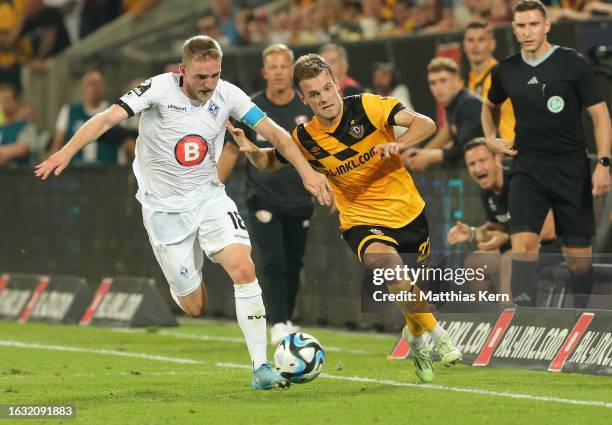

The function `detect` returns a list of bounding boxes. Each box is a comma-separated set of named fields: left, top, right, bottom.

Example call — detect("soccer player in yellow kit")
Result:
left=225, top=54, right=462, bottom=383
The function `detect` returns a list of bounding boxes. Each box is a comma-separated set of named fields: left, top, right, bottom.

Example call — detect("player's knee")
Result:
left=566, top=258, right=591, bottom=276
left=231, top=260, right=257, bottom=283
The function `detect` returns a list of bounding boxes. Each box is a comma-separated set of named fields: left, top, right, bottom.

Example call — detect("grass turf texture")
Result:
left=0, top=320, right=610, bottom=425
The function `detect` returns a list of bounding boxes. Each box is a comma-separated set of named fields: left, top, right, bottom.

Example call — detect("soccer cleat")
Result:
left=403, top=327, right=435, bottom=383
left=434, top=335, right=462, bottom=367
left=252, top=362, right=290, bottom=390
left=270, top=322, right=289, bottom=345
left=285, top=320, right=300, bottom=334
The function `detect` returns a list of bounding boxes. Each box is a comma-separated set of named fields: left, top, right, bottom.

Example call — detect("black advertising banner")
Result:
left=80, top=277, right=178, bottom=328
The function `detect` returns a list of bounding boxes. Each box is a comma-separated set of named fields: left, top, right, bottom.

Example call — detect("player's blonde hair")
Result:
left=293, top=54, right=335, bottom=92
left=427, top=57, right=459, bottom=75
left=262, top=43, right=294, bottom=62
left=182, top=36, right=222, bottom=64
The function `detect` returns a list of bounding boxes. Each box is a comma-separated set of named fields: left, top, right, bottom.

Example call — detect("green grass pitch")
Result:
left=0, top=320, right=610, bottom=425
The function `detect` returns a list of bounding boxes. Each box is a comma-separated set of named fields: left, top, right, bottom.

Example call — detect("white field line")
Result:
left=4, top=339, right=610, bottom=409
left=0, top=340, right=202, bottom=365
left=216, top=362, right=612, bottom=409
left=114, top=329, right=372, bottom=355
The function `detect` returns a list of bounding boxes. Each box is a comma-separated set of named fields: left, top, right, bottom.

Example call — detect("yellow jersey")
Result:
left=290, top=94, right=425, bottom=231
left=468, top=59, right=516, bottom=141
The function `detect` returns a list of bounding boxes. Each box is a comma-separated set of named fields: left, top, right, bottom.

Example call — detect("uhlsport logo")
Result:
left=547, top=96, right=564, bottom=113
left=174, top=134, right=208, bottom=167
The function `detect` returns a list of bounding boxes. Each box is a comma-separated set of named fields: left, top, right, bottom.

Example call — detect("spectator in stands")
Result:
left=0, top=0, right=31, bottom=92
left=17, top=100, right=49, bottom=163
left=334, top=0, right=363, bottom=41
left=489, top=0, right=513, bottom=26
left=80, top=0, right=122, bottom=39
left=0, top=84, right=39, bottom=166
left=359, top=0, right=394, bottom=38
left=198, top=10, right=230, bottom=47
left=48, top=69, right=131, bottom=164
left=319, top=43, right=363, bottom=96
left=292, top=2, right=330, bottom=45
left=369, top=62, right=413, bottom=137
left=42, top=0, right=84, bottom=44
left=20, top=0, right=71, bottom=66
left=550, top=0, right=612, bottom=20
left=390, top=0, right=416, bottom=34
left=268, top=9, right=291, bottom=45
left=463, top=21, right=515, bottom=141
left=448, top=138, right=556, bottom=301
left=403, top=57, right=483, bottom=171
left=218, top=43, right=313, bottom=345
left=211, top=0, right=239, bottom=46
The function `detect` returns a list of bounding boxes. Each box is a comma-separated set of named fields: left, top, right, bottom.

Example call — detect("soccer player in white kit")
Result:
left=35, top=36, right=331, bottom=390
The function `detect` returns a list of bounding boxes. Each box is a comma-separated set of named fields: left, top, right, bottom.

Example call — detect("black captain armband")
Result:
left=116, top=100, right=135, bottom=117
left=387, top=103, right=405, bottom=126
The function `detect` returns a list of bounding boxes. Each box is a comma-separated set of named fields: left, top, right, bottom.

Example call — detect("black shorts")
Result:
left=342, top=210, right=431, bottom=265
left=508, top=154, right=594, bottom=248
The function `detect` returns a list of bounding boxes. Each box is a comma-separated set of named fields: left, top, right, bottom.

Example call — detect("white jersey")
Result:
left=118, top=73, right=264, bottom=212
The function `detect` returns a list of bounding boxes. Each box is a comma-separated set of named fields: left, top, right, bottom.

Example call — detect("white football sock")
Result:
left=234, top=280, right=268, bottom=370
left=410, top=334, right=426, bottom=349
left=428, top=324, right=448, bottom=345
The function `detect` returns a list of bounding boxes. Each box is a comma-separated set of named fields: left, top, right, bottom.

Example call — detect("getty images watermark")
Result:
left=360, top=253, right=513, bottom=313
left=370, top=264, right=508, bottom=303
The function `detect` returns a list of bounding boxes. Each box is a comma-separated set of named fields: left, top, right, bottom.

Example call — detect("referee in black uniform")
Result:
left=482, top=0, right=611, bottom=307
left=218, top=44, right=313, bottom=342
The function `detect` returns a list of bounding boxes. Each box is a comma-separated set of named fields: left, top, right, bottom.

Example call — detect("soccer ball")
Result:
left=274, top=332, right=325, bottom=383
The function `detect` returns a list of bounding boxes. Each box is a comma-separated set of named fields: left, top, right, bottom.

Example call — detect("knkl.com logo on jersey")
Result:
left=174, top=134, right=208, bottom=167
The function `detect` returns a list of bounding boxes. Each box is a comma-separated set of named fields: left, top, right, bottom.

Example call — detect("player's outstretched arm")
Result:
left=225, top=121, right=283, bottom=172
left=252, top=117, right=332, bottom=206
left=482, top=100, right=516, bottom=156
left=35, top=104, right=128, bottom=180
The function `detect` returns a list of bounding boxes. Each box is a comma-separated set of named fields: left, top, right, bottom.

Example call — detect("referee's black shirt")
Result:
left=488, top=46, right=603, bottom=156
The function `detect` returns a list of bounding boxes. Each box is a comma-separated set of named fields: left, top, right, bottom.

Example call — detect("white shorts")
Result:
left=142, top=187, right=251, bottom=297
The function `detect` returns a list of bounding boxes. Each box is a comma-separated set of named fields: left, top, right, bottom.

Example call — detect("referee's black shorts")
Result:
left=342, top=210, right=431, bottom=266
left=508, top=153, right=594, bottom=248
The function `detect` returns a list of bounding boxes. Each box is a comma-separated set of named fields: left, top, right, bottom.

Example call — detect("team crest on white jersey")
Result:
left=174, top=134, right=208, bottom=167
left=207, top=100, right=220, bottom=118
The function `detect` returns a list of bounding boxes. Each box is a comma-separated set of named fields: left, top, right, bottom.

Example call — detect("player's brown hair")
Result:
left=512, top=0, right=547, bottom=20
left=427, top=57, right=459, bottom=75
left=293, top=54, right=335, bottom=92
left=464, top=20, right=493, bottom=36
left=262, top=43, right=294, bottom=63
left=182, top=36, right=222, bottom=64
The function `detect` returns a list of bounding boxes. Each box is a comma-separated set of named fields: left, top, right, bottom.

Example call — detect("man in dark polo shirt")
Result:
left=448, top=138, right=556, bottom=300
left=403, top=57, right=483, bottom=171
left=218, top=44, right=313, bottom=343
